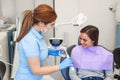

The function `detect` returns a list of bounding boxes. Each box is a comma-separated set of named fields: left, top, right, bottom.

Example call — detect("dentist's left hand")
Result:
left=59, top=57, right=73, bottom=70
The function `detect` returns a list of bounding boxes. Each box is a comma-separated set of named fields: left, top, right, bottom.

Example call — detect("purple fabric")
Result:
left=71, top=45, right=113, bottom=70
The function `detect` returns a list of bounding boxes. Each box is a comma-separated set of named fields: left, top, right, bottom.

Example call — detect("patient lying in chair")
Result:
left=69, top=25, right=113, bottom=80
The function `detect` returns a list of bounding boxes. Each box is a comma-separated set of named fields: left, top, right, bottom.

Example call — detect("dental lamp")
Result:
left=49, top=13, right=87, bottom=48
left=55, top=13, right=87, bottom=27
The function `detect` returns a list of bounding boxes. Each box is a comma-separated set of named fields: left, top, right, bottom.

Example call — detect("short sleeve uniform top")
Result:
left=15, top=27, right=48, bottom=80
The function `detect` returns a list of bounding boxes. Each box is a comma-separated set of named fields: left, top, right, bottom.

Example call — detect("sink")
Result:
left=0, top=24, right=13, bottom=29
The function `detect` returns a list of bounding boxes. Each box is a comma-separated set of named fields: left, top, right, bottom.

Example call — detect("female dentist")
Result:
left=15, top=4, right=72, bottom=80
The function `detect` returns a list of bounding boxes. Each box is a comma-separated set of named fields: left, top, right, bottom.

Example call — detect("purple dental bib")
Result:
left=71, top=45, right=113, bottom=70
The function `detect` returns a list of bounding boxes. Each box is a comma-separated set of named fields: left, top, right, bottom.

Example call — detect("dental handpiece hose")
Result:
left=64, top=49, right=75, bottom=71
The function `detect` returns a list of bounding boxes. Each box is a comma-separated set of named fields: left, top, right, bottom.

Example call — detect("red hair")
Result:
left=16, top=4, right=57, bottom=42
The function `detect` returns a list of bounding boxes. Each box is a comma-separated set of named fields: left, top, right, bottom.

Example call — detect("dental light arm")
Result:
left=55, top=13, right=87, bottom=27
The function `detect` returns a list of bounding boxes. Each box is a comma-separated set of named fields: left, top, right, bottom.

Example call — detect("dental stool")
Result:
left=0, top=61, right=6, bottom=80
left=113, top=48, right=120, bottom=80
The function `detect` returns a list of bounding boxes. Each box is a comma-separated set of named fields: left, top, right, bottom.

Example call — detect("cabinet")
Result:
left=0, top=24, right=15, bottom=80
left=0, top=30, right=9, bottom=80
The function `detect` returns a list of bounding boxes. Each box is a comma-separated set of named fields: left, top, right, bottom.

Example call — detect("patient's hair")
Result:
left=80, top=25, right=99, bottom=46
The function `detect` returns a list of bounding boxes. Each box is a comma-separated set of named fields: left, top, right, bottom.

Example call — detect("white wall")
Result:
left=0, top=0, right=54, bottom=24
left=55, top=0, right=116, bottom=51
left=15, top=0, right=34, bottom=22
left=1, top=0, right=16, bottom=23
left=0, top=0, right=2, bottom=16
left=55, top=0, right=80, bottom=46
left=34, top=0, right=53, bottom=8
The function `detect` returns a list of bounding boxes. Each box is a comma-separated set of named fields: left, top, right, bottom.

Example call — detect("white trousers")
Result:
left=42, top=75, right=55, bottom=80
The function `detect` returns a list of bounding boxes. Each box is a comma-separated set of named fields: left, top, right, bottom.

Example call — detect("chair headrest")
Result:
left=78, top=36, right=81, bottom=45
left=113, top=48, right=120, bottom=66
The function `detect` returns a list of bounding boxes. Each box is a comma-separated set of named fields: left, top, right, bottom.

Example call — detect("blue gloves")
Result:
left=59, top=58, right=73, bottom=70
left=48, top=48, right=65, bottom=56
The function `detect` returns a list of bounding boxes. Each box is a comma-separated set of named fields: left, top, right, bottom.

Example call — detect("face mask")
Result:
left=41, top=29, right=48, bottom=33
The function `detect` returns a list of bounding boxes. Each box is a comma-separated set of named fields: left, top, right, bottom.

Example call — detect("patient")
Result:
left=69, top=25, right=113, bottom=80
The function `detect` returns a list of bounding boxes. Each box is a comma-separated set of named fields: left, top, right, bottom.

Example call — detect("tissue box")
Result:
left=0, top=17, right=7, bottom=25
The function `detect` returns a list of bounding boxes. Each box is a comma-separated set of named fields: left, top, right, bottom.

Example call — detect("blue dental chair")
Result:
left=113, top=48, right=120, bottom=80
left=60, top=36, right=80, bottom=80
left=0, top=61, right=6, bottom=80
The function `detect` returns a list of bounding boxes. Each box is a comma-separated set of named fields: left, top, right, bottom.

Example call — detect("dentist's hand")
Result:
left=48, top=48, right=64, bottom=56
left=59, top=58, right=72, bottom=70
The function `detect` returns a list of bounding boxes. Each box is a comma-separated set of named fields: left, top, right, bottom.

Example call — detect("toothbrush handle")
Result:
left=64, top=49, right=70, bottom=58
left=64, top=49, right=75, bottom=71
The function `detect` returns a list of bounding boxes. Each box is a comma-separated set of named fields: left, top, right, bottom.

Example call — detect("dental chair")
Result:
left=113, top=48, right=120, bottom=80
left=60, top=36, right=80, bottom=80
left=0, top=61, right=6, bottom=80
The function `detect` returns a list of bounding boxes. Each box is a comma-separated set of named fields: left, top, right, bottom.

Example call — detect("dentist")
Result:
left=15, top=4, right=72, bottom=80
